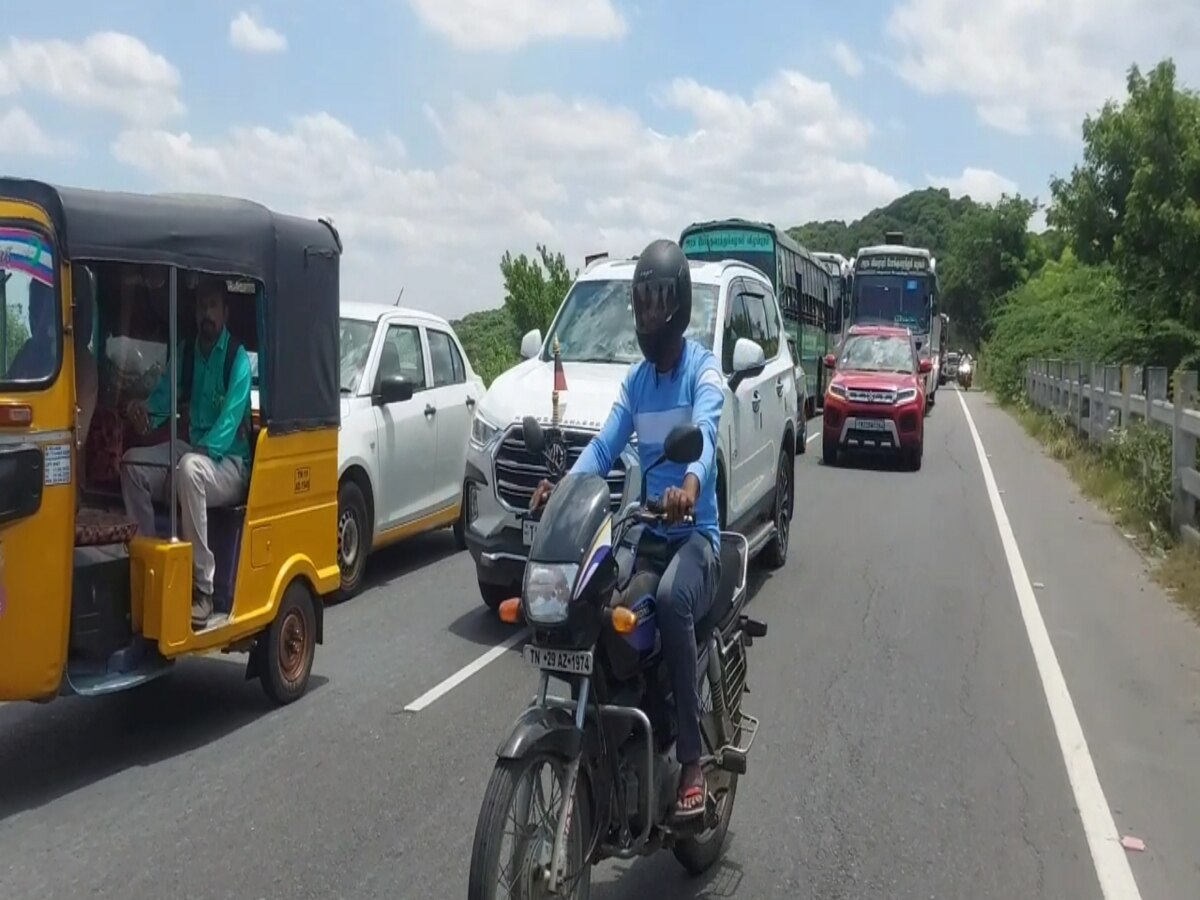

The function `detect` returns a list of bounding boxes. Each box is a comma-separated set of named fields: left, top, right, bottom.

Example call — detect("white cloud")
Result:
left=113, top=71, right=905, bottom=317
left=887, top=0, right=1200, bottom=137
left=831, top=41, right=864, bottom=78
left=928, top=166, right=1019, bottom=203
left=406, top=0, right=627, bottom=51
left=0, top=32, right=183, bottom=124
left=229, top=12, right=288, bottom=54
left=0, top=107, right=73, bottom=157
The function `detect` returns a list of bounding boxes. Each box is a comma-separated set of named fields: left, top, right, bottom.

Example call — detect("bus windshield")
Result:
left=853, top=273, right=931, bottom=332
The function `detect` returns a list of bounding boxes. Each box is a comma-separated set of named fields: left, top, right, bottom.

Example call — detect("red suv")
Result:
left=821, top=325, right=932, bottom=470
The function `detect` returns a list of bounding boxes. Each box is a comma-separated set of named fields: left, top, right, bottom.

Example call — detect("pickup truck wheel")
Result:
left=337, top=480, right=369, bottom=598
left=761, top=447, right=791, bottom=570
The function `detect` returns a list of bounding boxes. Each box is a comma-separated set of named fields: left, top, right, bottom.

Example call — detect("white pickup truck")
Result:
left=461, top=257, right=799, bottom=609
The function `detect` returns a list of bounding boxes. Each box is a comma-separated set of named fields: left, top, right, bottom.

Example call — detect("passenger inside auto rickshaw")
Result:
left=78, top=265, right=260, bottom=632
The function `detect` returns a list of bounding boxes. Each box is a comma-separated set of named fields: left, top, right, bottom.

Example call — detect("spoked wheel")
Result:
left=468, top=753, right=593, bottom=900
left=675, top=674, right=739, bottom=875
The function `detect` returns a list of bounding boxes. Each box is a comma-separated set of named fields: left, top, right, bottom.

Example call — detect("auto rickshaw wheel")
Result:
left=261, top=580, right=317, bottom=705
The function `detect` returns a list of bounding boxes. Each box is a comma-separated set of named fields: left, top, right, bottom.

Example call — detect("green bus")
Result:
left=679, top=218, right=840, bottom=414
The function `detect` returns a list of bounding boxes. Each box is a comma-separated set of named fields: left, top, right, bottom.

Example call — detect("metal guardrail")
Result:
left=1024, top=360, right=1200, bottom=548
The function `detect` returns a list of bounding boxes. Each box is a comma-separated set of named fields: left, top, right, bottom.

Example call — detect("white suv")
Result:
left=462, top=258, right=798, bottom=609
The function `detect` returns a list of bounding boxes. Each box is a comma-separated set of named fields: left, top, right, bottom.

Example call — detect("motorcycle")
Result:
left=958, top=359, right=974, bottom=390
left=467, top=417, right=767, bottom=899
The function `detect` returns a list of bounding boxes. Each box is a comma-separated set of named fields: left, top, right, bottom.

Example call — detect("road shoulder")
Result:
left=962, top=389, right=1200, bottom=900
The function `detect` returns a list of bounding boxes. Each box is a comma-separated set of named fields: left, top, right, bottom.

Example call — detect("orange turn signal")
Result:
left=498, top=597, right=522, bottom=624
left=0, top=404, right=33, bottom=427
left=610, top=606, right=637, bottom=635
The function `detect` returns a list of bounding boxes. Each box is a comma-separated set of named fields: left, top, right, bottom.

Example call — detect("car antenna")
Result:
left=393, top=286, right=405, bottom=307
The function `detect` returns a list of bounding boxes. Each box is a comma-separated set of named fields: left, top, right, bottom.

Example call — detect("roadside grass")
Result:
left=1000, top=395, right=1200, bottom=619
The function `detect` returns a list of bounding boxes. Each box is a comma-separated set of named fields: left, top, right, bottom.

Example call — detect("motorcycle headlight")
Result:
left=523, top=562, right=579, bottom=625
left=470, top=410, right=501, bottom=448
left=895, top=387, right=919, bottom=404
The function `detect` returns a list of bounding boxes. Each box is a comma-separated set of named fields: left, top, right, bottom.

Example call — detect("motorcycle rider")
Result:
left=530, top=238, right=723, bottom=820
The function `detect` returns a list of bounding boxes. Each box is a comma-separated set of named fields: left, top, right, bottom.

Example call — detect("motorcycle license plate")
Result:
left=522, top=520, right=538, bottom=546
left=856, top=418, right=887, bottom=431
left=524, top=645, right=593, bottom=676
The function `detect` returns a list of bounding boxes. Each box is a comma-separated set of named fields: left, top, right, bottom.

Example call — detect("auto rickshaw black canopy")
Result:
left=0, top=178, right=342, bottom=433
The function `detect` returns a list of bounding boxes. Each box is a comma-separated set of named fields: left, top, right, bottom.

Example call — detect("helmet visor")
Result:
left=632, top=277, right=679, bottom=335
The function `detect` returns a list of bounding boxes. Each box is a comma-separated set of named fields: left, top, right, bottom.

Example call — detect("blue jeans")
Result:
left=656, top=531, right=720, bottom=766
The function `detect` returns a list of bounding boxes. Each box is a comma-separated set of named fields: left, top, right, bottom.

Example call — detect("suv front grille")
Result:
left=494, top=426, right=626, bottom=512
left=846, top=387, right=897, bottom=404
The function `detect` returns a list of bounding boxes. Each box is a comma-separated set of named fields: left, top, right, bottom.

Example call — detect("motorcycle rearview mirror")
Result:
left=663, top=424, right=703, bottom=464
left=521, top=416, right=545, bottom=455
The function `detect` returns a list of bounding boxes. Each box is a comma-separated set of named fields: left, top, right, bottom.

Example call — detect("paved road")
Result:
left=2, top=388, right=1199, bottom=899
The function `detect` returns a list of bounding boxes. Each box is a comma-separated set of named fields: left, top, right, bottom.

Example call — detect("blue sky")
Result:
left=1, top=0, right=1195, bottom=315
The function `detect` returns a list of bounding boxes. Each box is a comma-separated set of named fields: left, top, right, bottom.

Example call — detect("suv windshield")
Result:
left=838, top=334, right=915, bottom=373
left=340, top=318, right=378, bottom=392
left=543, top=280, right=720, bottom=364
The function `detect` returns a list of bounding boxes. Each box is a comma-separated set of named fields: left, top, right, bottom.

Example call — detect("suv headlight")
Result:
left=828, top=383, right=847, bottom=400
left=524, top=562, right=579, bottom=625
left=895, top=387, right=919, bottom=404
left=470, top=410, right=501, bottom=449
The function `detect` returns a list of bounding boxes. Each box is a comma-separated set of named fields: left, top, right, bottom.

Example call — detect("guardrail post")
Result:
left=1103, top=365, right=1121, bottom=439
left=1090, top=363, right=1104, bottom=442
left=1069, top=362, right=1083, bottom=431
left=1171, top=370, right=1198, bottom=535
left=1121, top=364, right=1133, bottom=429
left=1148, top=367, right=1169, bottom=428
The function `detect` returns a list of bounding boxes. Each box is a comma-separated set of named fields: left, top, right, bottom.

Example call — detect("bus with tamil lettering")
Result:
left=680, top=218, right=840, bottom=415
left=847, top=232, right=942, bottom=408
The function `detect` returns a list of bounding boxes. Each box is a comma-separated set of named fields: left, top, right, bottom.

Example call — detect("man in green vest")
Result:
left=120, top=276, right=253, bottom=630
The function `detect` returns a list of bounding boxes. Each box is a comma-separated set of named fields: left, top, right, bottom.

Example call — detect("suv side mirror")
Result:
left=918, top=358, right=933, bottom=374
left=375, top=374, right=414, bottom=405
left=728, top=338, right=766, bottom=391
left=823, top=353, right=837, bottom=369
left=520, top=329, right=543, bottom=360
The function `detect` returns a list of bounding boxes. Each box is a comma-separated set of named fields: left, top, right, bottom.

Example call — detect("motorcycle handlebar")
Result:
left=641, top=497, right=694, bottom=525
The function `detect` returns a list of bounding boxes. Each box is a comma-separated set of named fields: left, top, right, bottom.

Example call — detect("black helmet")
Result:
left=631, top=238, right=691, bottom=366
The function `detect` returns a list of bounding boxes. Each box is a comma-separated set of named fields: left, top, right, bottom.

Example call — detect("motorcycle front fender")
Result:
left=496, top=704, right=583, bottom=761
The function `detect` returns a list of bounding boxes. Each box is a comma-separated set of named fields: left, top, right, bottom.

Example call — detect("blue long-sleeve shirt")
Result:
left=571, top=339, right=724, bottom=550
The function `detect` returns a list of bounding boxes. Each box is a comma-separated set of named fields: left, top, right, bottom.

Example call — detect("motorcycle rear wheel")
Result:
left=673, top=675, right=741, bottom=875
left=467, top=752, right=593, bottom=899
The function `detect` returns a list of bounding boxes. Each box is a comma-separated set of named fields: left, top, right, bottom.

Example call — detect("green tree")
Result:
left=452, top=306, right=520, bottom=386
left=940, top=195, right=1041, bottom=347
left=500, top=244, right=576, bottom=338
left=1049, top=59, right=1200, bottom=344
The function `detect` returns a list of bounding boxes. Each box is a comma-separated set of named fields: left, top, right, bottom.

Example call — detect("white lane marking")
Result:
left=956, top=390, right=1142, bottom=900
left=807, top=413, right=822, bottom=443
left=404, top=628, right=529, bottom=712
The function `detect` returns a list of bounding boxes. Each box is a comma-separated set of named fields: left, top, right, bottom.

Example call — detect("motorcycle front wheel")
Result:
left=467, top=753, right=593, bottom=900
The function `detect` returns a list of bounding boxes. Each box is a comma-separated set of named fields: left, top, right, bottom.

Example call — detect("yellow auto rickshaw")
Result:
left=0, top=178, right=343, bottom=705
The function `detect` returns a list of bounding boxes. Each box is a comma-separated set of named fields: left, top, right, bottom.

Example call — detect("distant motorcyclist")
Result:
left=531, top=238, right=723, bottom=819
